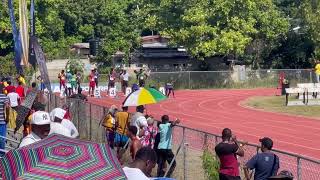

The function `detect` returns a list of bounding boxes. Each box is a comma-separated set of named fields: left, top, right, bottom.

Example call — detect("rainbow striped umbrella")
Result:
left=123, top=87, right=167, bottom=106
left=0, top=134, right=126, bottom=180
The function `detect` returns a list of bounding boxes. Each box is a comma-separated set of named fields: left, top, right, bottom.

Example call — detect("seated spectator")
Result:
left=7, top=89, right=20, bottom=110
left=49, top=108, right=78, bottom=138
left=157, top=115, right=180, bottom=177
left=123, top=147, right=157, bottom=180
left=268, top=170, right=294, bottom=180
left=102, top=105, right=118, bottom=148
left=128, top=126, right=142, bottom=160
left=130, top=105, right=147, bottom=136
left=215, top=128, right=244, bottom=180
left=141, top=116, right=158, bottom=149
left=244, top=137, right=279, bottom=180
left=19, top=111, right=51, bottom=147
left=16, top=81, right=25, bottom=100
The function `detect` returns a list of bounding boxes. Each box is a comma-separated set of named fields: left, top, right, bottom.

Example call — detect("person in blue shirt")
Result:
left=157, top=115, right=180, bottom=177
left=244, top=137, right=280, bottom=180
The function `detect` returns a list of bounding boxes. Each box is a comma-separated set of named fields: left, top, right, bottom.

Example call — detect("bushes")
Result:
left=201, top=148, right=220, bottom=180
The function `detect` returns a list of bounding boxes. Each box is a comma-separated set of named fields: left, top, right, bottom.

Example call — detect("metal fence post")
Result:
left=89, top=103, right=92, bottom=141
left=203, top=133, right=208, bottom=149
left=188, top=71, right=191, bottom=89
left=77, top=100, right=80, bottom=131
left=297, top=157, right=302, bottom=180
left=309, top=71, right=312, bottom=83
left=182, top=127, right=187, bottom=180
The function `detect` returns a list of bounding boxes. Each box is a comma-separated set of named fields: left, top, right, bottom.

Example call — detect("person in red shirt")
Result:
left=16, top=81, right=25, bottom=100
left=215, top=128, right=244, bottom=180
left=4, top=81, right=15, bottom=94
left=88, top=70, right=96, bottom=97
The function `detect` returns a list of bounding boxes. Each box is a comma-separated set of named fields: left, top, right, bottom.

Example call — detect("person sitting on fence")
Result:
left=130, top=105, right=148, bottom=136
left=157, top=115, right=180, bottom=178
left=102, top=105, right=118, bottom=148
left=268, top=170, right=294, bottom=180
left=215, top=128, right=244, bottom=180
left=19, top=111, right=51, bottom=147
left=244, top=137, right=279, bottom=180
left=16, top=81, right=25, bottom=101
left=114, top=106, right=130, bottom=155
left=123, top=147, right=157, bottom=180
left=141, top=116, right=158, bottom=149
left=49, top=108, right=78, bottom=138
left=128, top=126, right=142, bottom=160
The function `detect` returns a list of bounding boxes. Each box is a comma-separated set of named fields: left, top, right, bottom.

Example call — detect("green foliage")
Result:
left=0, top=54, right=17, bottom=76
left=65, top=58, right=84, bottom=75
left=201, top=149, right=220, bottom=180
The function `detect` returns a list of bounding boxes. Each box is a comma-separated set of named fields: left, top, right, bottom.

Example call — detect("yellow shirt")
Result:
left=18, top=76, right=26, bottom=85
left=315, top=64, right=320, bottom=75
left=115, top=112, right=130, bottom=134
left=103, top=114, right=115, bottom=131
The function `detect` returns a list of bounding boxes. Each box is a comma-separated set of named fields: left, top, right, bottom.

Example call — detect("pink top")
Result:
left=141, top=126, right=158, bottom=149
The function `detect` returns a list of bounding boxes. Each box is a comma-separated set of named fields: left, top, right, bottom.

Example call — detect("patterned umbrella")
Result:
left=123, top=87, right=167, bottom=106
left=0, top=134, right=126, bottom=180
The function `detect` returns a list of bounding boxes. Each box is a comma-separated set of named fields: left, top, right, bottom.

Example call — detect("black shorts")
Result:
left=122, top=80, right=128, bottom=87
left=108, top=81, right=115, bottom=87
left=219, top=173, right=241, bottom=180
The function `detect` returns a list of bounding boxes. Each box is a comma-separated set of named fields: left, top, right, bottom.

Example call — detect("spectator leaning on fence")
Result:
left=19, top=111, right=51, bottom=148
left=314, top=59, right=320, bottom=83
left=215, top=128, right=244, bottom=180
left=244, top=137, right=279, bottom=180
left=123, top=147, right=157, bottom=180
left=102, top=105, right=118, bottom=148
left=157, top=115, right=180, bottom=178
left=114, top=106, right=130, bottom=157
left=0, top=91, right=9, bottom=156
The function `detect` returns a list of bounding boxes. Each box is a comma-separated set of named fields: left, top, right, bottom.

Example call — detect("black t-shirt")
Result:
left=215, top=142, right=239, bottom=156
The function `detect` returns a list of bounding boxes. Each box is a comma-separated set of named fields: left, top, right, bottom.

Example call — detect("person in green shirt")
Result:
left=70, top=74, right=77, bottom=94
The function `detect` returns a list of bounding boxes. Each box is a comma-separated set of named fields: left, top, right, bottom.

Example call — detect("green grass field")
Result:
left=245, top=96, right=320, bottom=119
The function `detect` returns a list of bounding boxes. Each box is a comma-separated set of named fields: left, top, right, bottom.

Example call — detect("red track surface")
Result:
left=88, top=88, right=320, bottom=160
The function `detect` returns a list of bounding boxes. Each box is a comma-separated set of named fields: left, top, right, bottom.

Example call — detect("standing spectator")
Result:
left=120, top=70, right=130, bottom=94
left=128, top=126, right=142, bottom=160
left=88, top=70, right=96, bottom=97
left=26, top=82, right=37, bottom=95
left=244, top=137, right=279, bottom=180
left=123, top=147, right=157, bottom=180
left=141, top=116, right=158, bottom=149
left=7, top=89, right=20, bottom=110
left=130, top=105, right=148, bottom=136
left=314, top=60, right=320, bottom=83
left=157, top=115, right=180, bottom=177
left=19, top=111, right=51, bottom=147
left=4, top=81, right=15, bottom=95
left=215, top=128, right=244, bottom=180
left=49, top=108, right=78, bottom=138
left=102, top=105, right=118, bottom=148
left=136, top=69, right=147, bottom=87
left=58, top=70, right=66, bottom=91
left=94, top=68, right=99, bottom=87
left=114, top=106, right=130, bottom=153
left=16, top=81, right=25, bottom=100
left=37, top=75, right=45, bottom=91
left=70, top=73, right=77, bottom=94
left=0, top=92, right=9, bottom=156
left=17, top=74, right=26, bottom=86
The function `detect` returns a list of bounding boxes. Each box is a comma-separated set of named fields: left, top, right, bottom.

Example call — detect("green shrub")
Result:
left=201, top=149, right=220, bottom=180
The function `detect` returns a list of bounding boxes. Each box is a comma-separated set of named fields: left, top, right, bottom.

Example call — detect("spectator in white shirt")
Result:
left=49, top=108, right=78, bottom=138
left=19, top=111, right=51, bottom=148
left=123, top=147, right=157, bottom=180
left=120, top=70, right=130, bottom=94
left=130, top=105, right=148, bottom=136
left=7, top=89, right=20, bottom=110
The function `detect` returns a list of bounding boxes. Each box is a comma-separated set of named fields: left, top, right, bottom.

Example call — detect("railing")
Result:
left=47, top=94, right=320, bottom=180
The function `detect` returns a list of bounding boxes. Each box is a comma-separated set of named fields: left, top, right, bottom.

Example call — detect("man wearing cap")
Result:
left=244, top=137, right=280, bottom=180
left=19, top=111, right=51, bottom=147
left=49, top=108, right=78, bottom=138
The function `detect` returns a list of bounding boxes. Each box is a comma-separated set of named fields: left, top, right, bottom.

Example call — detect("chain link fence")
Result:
left=48, top=94, right=320, bottom=180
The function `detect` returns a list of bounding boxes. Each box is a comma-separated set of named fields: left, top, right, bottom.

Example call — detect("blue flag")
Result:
left=8, top=0, right=23, bottom=73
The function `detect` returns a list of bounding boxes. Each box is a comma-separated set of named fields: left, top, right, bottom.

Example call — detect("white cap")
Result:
left=31, top=111, right=51, bottom=125
left=50, top=108, right=66, bottom=121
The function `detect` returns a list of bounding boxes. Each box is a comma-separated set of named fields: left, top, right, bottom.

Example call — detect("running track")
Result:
left=88, top=88, right=320, bottom=160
